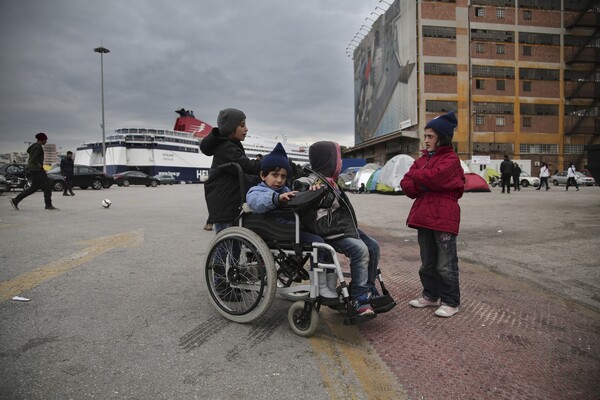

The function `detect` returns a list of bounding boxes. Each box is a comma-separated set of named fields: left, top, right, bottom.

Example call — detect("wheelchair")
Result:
left=203, top=163, right=396, bottom=337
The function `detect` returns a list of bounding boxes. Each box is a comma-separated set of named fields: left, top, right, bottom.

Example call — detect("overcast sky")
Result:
left=0, top=0, right=387, bottom=154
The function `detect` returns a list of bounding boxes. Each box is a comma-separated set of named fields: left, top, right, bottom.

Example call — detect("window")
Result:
left=424, top=63, right=457, bottom=76
left=423, top=26, right=456, bottom=39
left=523, top=10, right=532, bottom=20
left=496, top=44, right=505, bottom=54
left=564, top=144, right=584, bottom=155
left=475, top=7, right=485, bottom=17
left=496, top=116, right=506, bottom=126
left=496, top=80, right=506, bottom=90
left=476, top=43, right=485, bottom=53
left=520, top=144, right=558, bottom=154
left=523, top=116, right=532, bottom=127
left=496, top=8, right=505, bottom=19
left=523, top=46, right=532, bottom=56
left=426, top=100, right=458, bottom=112
left=523, top=81, right=532, bottom=92
left=474, top=102, right=514, bottom=114
left=521, top=103, right=559, bottom=115
left=476, top=79, right=486, bottom=89
left=476, top=114, right=485, bottom=126
left=473, top=65, right=515, bottom=78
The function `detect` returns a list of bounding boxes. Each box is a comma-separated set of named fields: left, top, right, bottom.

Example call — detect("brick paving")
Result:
left=359, top=229, right=600, bottom=400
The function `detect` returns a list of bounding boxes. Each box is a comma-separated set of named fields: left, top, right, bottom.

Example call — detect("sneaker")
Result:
left=353, top=294, right=375, bottom=317
left=63, top=193, right=70, bottom=196
left=70, top=192, right=75, bottom=196
left=45, top=205, right=59, bottom=210
left=203, top=223, right=213, bottom=231
left=9, top=198, right=19, bottom=210
left=576, top=188, right=580, bottom=191
left=408, top=297, right=440, bottom=308
left=434, top=304, right=460, bottom=318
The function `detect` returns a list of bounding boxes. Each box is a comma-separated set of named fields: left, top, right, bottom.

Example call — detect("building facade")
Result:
left=345, top=0, right=599, bottom=175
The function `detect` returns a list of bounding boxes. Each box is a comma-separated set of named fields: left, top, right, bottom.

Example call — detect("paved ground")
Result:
left=0, top=183, right=598, bottom=399
left=349, top=186, right=600, bottom=399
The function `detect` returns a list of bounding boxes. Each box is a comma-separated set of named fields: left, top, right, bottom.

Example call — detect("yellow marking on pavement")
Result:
left=0, top=224, right=17, bottom=229
left=310, top=309, right=407, bottom=399
left=0, top=230, right=143, bottom=302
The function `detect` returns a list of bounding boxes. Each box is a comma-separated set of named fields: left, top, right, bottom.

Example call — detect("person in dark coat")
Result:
left=499, top=154, right=513, bottom=194
left=512, top=162, right=521, bottom=191
left=9, top=133, right=58, bottom=210
left=200, top=108, right=261, bottom=233
left=401, top=111, right=465, bottom=318
left=60, top=151, right=75, bottom=196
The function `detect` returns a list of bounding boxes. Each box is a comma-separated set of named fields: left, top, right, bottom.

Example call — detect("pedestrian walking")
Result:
left=537, top=161, right=550, bottom=191
left=60, top=151, right=76, bottom=196
left=565, top=162, right=579, bottom=191
left=9, top=132, right=58, bottom=211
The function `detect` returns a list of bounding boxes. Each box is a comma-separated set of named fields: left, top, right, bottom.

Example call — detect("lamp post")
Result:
left=94, top=45, right=110, bottom=174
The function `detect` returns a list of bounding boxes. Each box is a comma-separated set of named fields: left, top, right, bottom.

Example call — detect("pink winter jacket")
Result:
left=400, top=146, right=465, bottom=235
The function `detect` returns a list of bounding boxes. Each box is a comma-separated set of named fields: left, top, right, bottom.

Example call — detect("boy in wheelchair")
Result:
left=246, top=142, right=341, bottom=307
left=292, top=141, right=396, bottom=319
left=247, top=141, right=396, bottom=322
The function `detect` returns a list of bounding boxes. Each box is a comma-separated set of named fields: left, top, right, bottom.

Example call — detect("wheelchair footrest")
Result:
left=371, top=294, right=397, bottom=314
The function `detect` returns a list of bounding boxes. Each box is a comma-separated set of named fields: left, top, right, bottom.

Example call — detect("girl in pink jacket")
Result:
left=401, top=111, right=465, bottom=318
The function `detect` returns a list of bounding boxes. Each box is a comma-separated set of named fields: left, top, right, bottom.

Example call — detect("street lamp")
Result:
left=94, top=45, right=110, bottom=174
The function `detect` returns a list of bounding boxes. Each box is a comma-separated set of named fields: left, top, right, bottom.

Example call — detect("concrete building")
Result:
left=345, top=0, right=599, bottom=175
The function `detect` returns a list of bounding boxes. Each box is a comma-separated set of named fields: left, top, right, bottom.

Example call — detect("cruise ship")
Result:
left=75, top=109, right=310, bottom=183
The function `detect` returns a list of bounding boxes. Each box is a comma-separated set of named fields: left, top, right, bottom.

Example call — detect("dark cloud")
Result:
left=0, top=0, right=383, bottom=153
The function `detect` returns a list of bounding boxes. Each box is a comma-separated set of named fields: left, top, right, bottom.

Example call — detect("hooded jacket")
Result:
left=400, top=146, right=465, bottom=235
left=200, top=127, right=261, bottom=223
left=293, top=141, right=359, bottom=240
left=26, top=143, right=45, bottom=172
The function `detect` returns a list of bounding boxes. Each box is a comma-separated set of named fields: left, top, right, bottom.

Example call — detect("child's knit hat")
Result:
left=424, top=111, right=457, bottom=140
left=260, top=142, right=289, bottom=173
left=217, top=108, right=246, bottom=137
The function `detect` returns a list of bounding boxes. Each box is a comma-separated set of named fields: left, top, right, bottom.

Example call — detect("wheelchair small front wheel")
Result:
left=288, top=301, right=319, bottom=337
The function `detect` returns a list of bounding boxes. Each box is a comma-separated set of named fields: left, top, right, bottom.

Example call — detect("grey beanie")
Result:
left=217, top=108, right=246, bottom=137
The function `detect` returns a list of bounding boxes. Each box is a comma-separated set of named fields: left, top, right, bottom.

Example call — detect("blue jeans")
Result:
left=327, top=230, right=379, bottom=299
left=214, top=222, right=233, bottom=233
left=417, top=228, right=460, bottom=307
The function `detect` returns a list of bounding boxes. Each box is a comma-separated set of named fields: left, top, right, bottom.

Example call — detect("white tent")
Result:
left=376, top=155, right=415, bottom=193
left=349, top=163, right=379, bottom=192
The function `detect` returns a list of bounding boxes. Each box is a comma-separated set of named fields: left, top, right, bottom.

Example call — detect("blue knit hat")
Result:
left=425, top=111, right=457, bottom=140
left=260, top=142, right=289, bottom=173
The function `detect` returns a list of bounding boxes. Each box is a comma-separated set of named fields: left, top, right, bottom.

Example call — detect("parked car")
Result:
left=551, top=171, right=595, bottom=186
left=518, top=172, right=540, bottom=188
left=113, top=171, right=160, bottom=187
left=0, top=174, right=7, bottom=194
left=0, top=163, right=29, bottom=190
left=153, top=174, right=178, bottom=185
left=48, top=165, right=114, bottom=190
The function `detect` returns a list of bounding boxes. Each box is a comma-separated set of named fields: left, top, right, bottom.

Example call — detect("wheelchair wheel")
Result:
left=288, top=301, right=319, bottom=337
left=205, top=227, right=277, bottom=323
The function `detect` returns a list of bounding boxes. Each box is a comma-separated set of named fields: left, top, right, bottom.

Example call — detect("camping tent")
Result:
left=482, top=167, right=500, bottom=183
left=366, top=168, right=382, bottom=192
left=349, top=163, right=379, bottom=192
left=376, top=154, right=415, bottom=193
left=464, top=173, right=491, bottom=192
left=460, top=159, right=471, bottom=174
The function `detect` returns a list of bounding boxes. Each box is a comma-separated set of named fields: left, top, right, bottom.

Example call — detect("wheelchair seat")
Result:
left=241, top=212, right=296, bottom=243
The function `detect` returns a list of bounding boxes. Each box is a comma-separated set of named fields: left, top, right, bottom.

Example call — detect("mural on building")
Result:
left=353, top=0, right=417, bottom=145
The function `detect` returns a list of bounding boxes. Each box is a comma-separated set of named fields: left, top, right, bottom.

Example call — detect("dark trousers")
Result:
left=63, top=174, right=75, bottom=194
left=538, top=177, right=549, bottom=190
left=512, top=174, right=520, bottom=190
left=417, top=228, right=460, bottom=307
left=14, top=170, right=52, bottom=206
left=565, top=177, right=579, bottom=190
left=501, top=173, right=512, bottom=192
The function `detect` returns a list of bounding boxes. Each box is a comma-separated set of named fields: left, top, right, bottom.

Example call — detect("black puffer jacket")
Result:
left=200, top=127, right=261, bottom=223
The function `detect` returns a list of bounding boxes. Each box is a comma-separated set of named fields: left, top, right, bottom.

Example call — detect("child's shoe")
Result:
left=353, top=294, right=376, bottom=318
left=408, top=297, right=440, bottom=308
left=434, top=304, right=460, bottom=318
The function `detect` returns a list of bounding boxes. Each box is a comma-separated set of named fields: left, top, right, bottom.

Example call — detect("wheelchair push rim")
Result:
left=204, top=227, right=277, bottom=323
